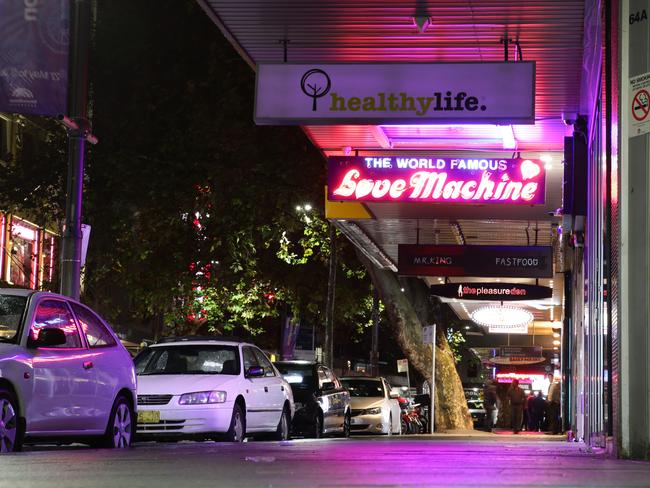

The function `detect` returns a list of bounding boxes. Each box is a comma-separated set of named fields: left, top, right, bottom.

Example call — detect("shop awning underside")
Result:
left=198, top=0, right=584, bottom=343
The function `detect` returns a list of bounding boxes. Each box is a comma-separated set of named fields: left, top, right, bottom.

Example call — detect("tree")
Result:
left=358, top=253, right=472, bottom=431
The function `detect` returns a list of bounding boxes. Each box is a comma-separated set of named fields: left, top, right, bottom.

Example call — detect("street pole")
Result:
left=60, top=0, right=92, bottom=300
left=324, top=223, right=336, bottom=368
left=370, top=286, right=379, bottom=376
left=431, top=323, right=436, bottom=434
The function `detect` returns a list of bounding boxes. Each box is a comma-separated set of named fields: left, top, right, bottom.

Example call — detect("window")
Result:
left=71, top=303, right=116, bottom=348
left=0, top=294, right=27, bottom=343
left=31, top=300, right=81, bottom=348
left=317, top=367, right=328, bottom=388
left=242, top=347, right=260, bottom=372
left=252, top=348, right=275, bottom=377
left=134, top=345, right=240, bottom=375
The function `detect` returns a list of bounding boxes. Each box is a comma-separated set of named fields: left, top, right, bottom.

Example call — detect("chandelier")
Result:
left=470, top=305, right=533, bottom=334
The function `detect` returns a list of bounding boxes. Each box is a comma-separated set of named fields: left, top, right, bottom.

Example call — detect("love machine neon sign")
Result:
left=327, top=156, right=545, bottom=205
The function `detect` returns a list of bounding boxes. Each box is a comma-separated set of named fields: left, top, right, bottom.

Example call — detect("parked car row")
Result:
left=0, top=289, right=403, bottom=453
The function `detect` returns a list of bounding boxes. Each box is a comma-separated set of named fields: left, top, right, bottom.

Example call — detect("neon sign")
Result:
left=328, top=156, right=545, bottom=205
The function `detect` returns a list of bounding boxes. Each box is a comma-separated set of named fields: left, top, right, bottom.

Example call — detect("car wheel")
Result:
left=100, top=395, right=134, bottom=449
left=225, top=403, right=245, bottom=442
left=311, top=413, right=322, bottom=439
left=274, top=406, right=290, bottom=441
left=0, top=388, right=22, bottom=453
left=341, top=412, right=351, bottom=438
left=387, top=414, right=393, bottom=436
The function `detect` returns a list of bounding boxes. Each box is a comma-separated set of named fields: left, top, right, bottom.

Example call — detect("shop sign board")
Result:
left=490, top=346, right=545, bottom=365
left=327, top=156, right=545, bottom=205
left=630, top=71, right=650, bottom=137
left=430, top=282, right=553, bottom=301
left=255, top=62, right=535, bottom=125
left=398, top=245, right=553, bottom=278
left=0, top=1, right=69, bottom=116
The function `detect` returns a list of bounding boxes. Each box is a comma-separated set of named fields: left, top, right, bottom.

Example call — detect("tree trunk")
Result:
left=359, top=253, right=473, bottom=431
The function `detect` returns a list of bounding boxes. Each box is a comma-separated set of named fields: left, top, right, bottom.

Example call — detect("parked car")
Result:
left=0, top=289, right=137, bottom=453
left=467, top=398, right=486, bottom=428
left=274, top=360, right=351, bottom=438
left=134, top=337, right=294, bottom=442
left=339, top=376, right=401, bottom=435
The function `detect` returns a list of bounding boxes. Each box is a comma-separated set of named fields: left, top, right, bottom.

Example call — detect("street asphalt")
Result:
left=1, top=433, right=649, bottom=487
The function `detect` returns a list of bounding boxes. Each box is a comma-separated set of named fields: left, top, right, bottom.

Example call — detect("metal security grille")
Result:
left=584, top=97, right=607, bottom=448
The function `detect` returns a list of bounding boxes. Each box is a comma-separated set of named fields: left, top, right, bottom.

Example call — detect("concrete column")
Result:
left=620, top=0, right=650, bottom=459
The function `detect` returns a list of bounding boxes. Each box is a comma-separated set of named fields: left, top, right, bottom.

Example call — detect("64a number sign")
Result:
left=629, top=8, right=648, bottom=24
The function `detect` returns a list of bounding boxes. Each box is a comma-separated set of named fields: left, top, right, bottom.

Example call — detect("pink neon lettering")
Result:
left=331, top=168, right=540, bottom=203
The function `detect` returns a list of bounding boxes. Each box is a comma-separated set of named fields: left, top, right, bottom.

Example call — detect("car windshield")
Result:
left=340, top=379, right=385, bottom=398
left=135, top=345, right=240, bottom=375
left=274, top=363, right=315, bottom=390
left=0, top=294, right=27, bottom=343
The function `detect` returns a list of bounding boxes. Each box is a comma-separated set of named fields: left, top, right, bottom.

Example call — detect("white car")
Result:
left=0, top=289, right=137, bottom=453
left=339, top=376, right=401, bottom=435
left=134, top=338, right=294, bottom=442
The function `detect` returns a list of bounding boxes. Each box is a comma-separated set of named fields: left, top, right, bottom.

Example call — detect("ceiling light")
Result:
left=471, top=305, right=533, bottom=334
left=553, top=332, right=560, bottom=338
left=540, top=154, right=553, bottom=163
left=553, top=339, right=561, bottom=345
left=464, top=326, right=470, bottom=330
left=553, top=346, right=559, bottom=351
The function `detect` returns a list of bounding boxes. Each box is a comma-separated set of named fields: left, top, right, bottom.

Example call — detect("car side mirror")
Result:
left=32, top=328, right=67, bottom=348
left=321, top=381, right=335, bottom=392
left=246, top=366, right=265, bottom=378
left=389, top=392, right=399, bottom=400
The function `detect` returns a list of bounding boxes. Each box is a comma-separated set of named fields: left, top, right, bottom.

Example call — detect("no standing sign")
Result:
left=630, top=72, right=650, bottom=137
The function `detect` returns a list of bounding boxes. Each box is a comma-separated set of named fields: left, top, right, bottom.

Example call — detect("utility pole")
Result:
left=60, top=0, right=95, bottom=300
left=324, top=224, right=336, bottom=368
left=370, top=286, right=379, bottom=376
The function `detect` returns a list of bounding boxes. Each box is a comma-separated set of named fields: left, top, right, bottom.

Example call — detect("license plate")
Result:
left=138, top=410, right=160, bottom=424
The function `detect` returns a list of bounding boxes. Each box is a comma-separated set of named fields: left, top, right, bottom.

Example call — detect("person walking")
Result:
left=507, top=379, right=526, bottom=434
left=547, top=373, right=561, bottom=434
left=530, top=391, right=547, bottom=432
left=483, top=379, right=498, bottom=432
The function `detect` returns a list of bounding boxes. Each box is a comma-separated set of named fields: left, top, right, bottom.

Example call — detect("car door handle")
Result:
left=264, top=386, right=269, bottom=393
left=83, top=361, right=94, bottom=370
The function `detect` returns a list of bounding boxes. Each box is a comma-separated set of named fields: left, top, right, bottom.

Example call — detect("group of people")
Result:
left=482, top=373, right=561, bottom=434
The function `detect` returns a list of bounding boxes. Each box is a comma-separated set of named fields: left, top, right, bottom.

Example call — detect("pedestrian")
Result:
left=530, top=391, right=547, bottom=432
left=525, top=390, right=535, bottom=431
left=547, top=373, right=561, bottom=434
left=507, top=379, right=526, bottom=434
left=523, top=390, right=534, bottom=431
left=483, top=379, right=498, bottom=432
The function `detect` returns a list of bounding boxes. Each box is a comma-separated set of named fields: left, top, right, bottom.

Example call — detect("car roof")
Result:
left=339, top=376, right=383, bottom=382
left=150, top=336, right=256, bottom=347
left=274, top=360, right=317, bottom=366
left=0, top=288, right=37, bottom=297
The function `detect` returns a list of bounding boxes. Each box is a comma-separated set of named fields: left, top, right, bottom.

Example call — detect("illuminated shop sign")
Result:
left=398, top=245, right=553, bottom=278
left=327, top=156, right=545, bottom=205
left=430, top=283, right=553, bottom=301
left=255, top=62, right=535, bottom=124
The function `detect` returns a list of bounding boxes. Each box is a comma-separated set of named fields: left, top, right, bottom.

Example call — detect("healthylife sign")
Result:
left=255, top=62, right=535, bottom=124
left=328, top=156, right=546, bottom=205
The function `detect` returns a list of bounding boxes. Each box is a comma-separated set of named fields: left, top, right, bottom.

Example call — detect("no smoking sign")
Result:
left=632, top=89, right=649, bottom=122
left=630, top=72, right=650, bottom=137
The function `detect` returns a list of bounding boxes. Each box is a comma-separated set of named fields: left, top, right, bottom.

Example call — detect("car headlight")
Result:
left=179, top=391, right=227, bottom=405
left=364, top=407, right=382, bottom=415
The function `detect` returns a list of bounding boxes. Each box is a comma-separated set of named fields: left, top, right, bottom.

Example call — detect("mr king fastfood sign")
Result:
left=255, top=62, right=535, bottom=125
